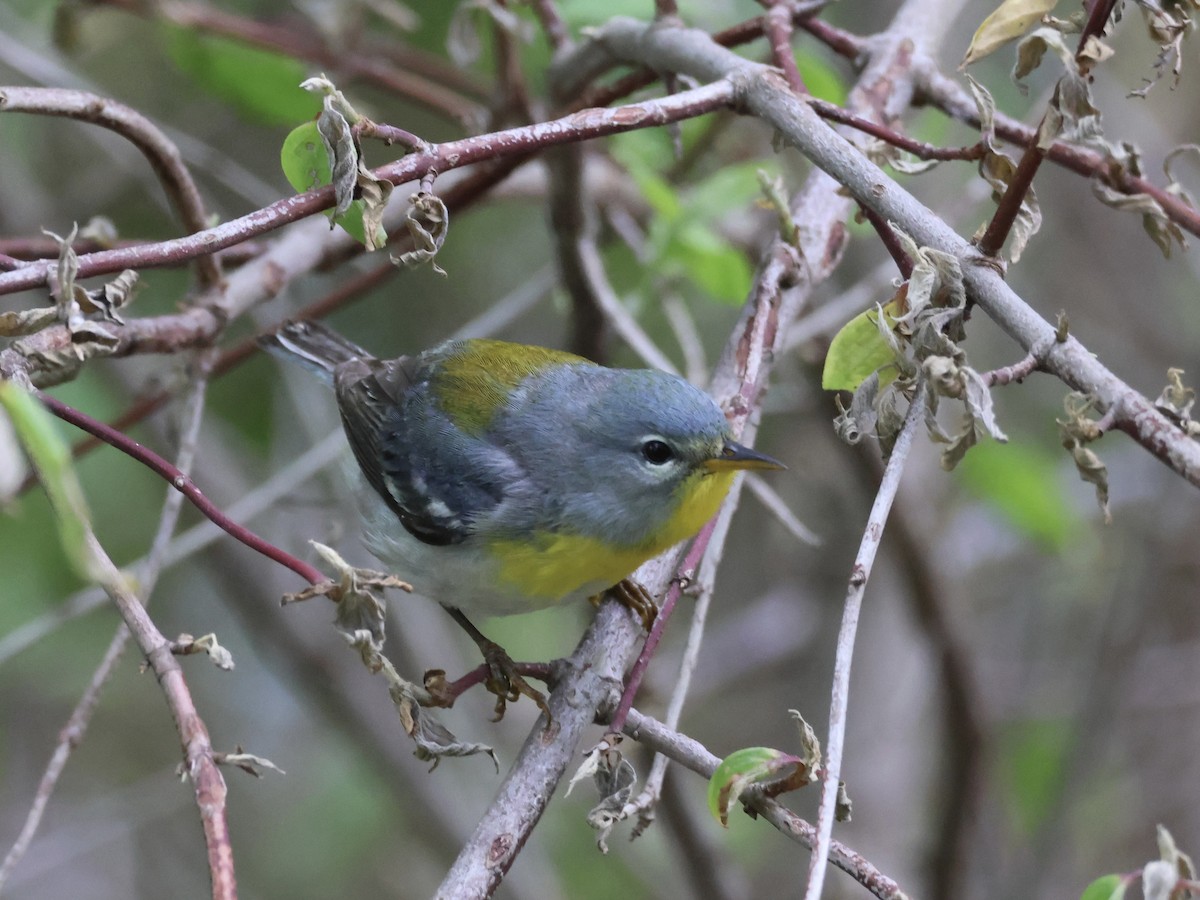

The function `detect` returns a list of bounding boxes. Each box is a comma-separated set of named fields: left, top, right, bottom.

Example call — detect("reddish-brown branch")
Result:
left=860, top=205, right=913, bottom=278
left=975, top=0, right=1124, bottom=258
left=1077, top=0, right=1121, bottom=65
left=575, top=4, right=858, bottom=111
left=981, top=348, right=1043, bottom=386
left=0, top=237, right=267, bottom=271
left=918, top=71, right=1200, bottom=239
left=764, top=2, right=808, bottom=94
left=607, top=517, right=718, bottom=733
left=529, top=0, right=570, bottom=50
left=977, top=132, right=1046, bottom=258
left=810, top=98, right=986, bottom=161
left=0, top=87, right=222, bottom=289
left=432, top=661, right=556, bottom=707
left=35, top=391, right=325, bottom=586
left=0, top=80, right=737, bottom=296
left=354, top=121, right=427, bottom=152
left=91, top=0, right=486, bottom=124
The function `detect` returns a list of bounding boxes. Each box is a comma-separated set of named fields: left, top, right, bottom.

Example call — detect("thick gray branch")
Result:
left=587, top=16, right=1200, bottom=487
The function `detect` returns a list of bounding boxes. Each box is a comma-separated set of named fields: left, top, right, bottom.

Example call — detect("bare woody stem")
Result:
left=805, top=381, right=928, bottom=900
left=915, top=69, right=1200, bottom=239
left=763, top=1, right=809, bottom=94
left=20, top=259, right=403, bottom=494
left=809, top=98, right=986, bottom=161
left=0, top=86, right=221, bottom=289
left=92, top=0, right=486, bottom=123
left=622, top=708, right=906, bottom=900
left=975, top=0, right=1123, bottom=258
left=111, top=558, right=236, bottom=900
left=585, top=14, right=1200, bottom=487
left=0, top=80, right=737, bottom=296
left=35, top=391, right=325, bottom=586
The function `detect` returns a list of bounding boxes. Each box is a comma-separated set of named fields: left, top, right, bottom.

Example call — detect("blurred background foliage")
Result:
left=1, top=0, right=1199, bottom=898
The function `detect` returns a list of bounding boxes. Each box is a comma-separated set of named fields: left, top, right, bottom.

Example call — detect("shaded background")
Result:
left=1, top=0, right=1199, bottom=897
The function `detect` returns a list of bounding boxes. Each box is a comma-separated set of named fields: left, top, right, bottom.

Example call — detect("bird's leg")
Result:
left=590, top=578, right=658, bottom=631
left=431, top=606, right=551, bottom=722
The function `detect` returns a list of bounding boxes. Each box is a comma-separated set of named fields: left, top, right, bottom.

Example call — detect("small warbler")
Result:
left=262, top=320, right=782, bottom=709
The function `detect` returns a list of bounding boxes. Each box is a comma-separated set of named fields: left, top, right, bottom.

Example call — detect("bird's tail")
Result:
left=258, top=320, right=372, bottom=383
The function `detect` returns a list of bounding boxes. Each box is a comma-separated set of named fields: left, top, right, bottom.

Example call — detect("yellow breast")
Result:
left=487, top=470, right=736, bottom=601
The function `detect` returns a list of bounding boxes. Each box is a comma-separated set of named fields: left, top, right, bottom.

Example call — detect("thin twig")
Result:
left=546, top=141, right=609, bottom=360
left=619, top=467, right=748, bottom=832
left=809, top=97, right=986, bottom=161
left=565, top=2, right=858, bottom=111
left=858, top=205, right=913, bottom=278
left=94, top=0, right=486, bottom=124
left=36, top=391, right=325, bottom=586
left=980, top=346, right=1044, bottom=387
left=530, top=0, right=570, bottom=50
left=0, top=430, right=348, bottom=671
left=586, top=15, right=1200, bottom=486
left=973, top=0, right=1128, bottom=258
left=764, top=2, right=808, bottom=94
left=662, top=294, right=708, bottom=385
left=0, top=80, right=738, bottom=297
left=93, top=537, right=235, bottom=898
left=0, top=237, right=265, bottom=267
left=916, top=68, right=1200, bottom=239
left=622, top=708, right=907, bottom=900
left=804, top=380, right=927, bottom=900
left=0, top=367, right=211, bottom=888
left=12, top=377, right=235, bottom=896
left=0, top=86, right=221, bottom=289
left=0, top=626, right=132, bottom=891
left=609, top=517, right=718, bottom=735
left=744, top=473, right=821, bottom=546
left=577, top=239, right=678, bottom=373
left=976, top=130, right=1046, bottom=259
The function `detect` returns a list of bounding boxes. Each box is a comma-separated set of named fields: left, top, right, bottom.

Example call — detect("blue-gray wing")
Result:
left=333, top=356, right=518, bottom=546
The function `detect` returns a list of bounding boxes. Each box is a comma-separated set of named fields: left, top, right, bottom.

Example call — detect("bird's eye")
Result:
left=641, top=439, right=675, bottom=465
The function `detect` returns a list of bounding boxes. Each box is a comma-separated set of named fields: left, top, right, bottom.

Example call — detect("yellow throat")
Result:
left=487, top=468, right=737, bottom=601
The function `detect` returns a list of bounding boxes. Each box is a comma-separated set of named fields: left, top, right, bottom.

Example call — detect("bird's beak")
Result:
left=704, top=440, right=786, bottom=472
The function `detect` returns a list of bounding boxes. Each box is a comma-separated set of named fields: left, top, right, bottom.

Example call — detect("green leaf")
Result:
left=280, top=121, right=373, bottom=247
left=707, top=747, right=808, bottom=827
left=1000, top=719, right=1069, bottom=834
left=165, top=24, right=318, bottom=126
left=797, top=53, right=847, bottom=105
left=684, top=160, right=773, bottom=222
left=670, top=223, right=752, bottom=305
left=625, top=162, right=682, bottom=221
left=0, top=385, right=99, bottom=582
left=957, top=439, right=1076, bottom=548
left=280, top=120, right=329, bottom=193
left=822, top=302, right=900, bottom=391
left=1079, top=874, right=1126, bottom=900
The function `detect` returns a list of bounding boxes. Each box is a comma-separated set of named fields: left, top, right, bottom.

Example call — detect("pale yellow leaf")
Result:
left=962, top=0, right=1060, bottom=68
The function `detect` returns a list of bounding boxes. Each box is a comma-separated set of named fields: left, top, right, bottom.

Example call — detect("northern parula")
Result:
left=262, top=320, right=783, bottom=619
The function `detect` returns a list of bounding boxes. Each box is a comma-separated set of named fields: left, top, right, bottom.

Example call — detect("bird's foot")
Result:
left=422, top=649, right=551, bottom=723
left=433, top=606, right=553, bottom=723
left=591, top=578, right=658, bottom=631
left=478, top=639, right=550, bottom=723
